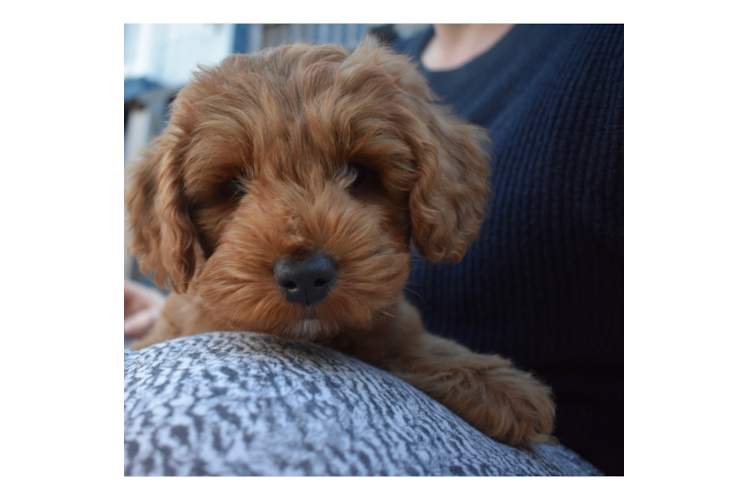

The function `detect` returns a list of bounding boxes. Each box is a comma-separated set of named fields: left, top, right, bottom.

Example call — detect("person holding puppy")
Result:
left=393, top=24, right=623, bottom=475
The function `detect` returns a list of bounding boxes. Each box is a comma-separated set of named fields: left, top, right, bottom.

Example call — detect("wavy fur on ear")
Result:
left=342, top=39, right=492, bottom=263
left=125, top=134, right=198, bottom=293
left=408, top=110, right=491, bottom=264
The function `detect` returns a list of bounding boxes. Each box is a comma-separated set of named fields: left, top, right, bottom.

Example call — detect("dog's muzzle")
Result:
left=273, top=254, right=337, bottom=306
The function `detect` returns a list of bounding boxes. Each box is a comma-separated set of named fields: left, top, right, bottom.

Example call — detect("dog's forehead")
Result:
left=178, top=59, right=419, bottom=185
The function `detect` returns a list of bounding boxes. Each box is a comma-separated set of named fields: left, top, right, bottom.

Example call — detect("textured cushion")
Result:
left=124, top=332, right=600, bottom=476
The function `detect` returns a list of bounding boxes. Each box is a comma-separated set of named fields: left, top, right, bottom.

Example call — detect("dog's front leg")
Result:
left=333, top=297, right=556, bottom=448
left=386, top=330, right=555, bottom=447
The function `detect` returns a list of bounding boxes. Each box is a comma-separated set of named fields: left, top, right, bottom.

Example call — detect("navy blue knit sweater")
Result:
left=394, top=25, right=623, bottom=475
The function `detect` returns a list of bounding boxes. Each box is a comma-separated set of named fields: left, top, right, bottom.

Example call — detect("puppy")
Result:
left=125, top=39, right=555, bottom=447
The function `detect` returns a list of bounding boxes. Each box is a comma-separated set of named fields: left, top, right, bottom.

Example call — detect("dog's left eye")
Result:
left=228, top=174, right=251, bottom=199
left=347, top=164, right=371, bottom=189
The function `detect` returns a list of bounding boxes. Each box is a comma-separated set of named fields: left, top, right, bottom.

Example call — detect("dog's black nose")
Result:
left=274, top=254, right=337, bottom=306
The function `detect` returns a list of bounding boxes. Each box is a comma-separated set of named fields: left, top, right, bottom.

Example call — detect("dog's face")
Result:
left=126, top=40, right=490, bottom=340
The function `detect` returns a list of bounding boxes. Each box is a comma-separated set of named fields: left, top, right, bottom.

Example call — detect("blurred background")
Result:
left=124, top=23, right=429, bottom=286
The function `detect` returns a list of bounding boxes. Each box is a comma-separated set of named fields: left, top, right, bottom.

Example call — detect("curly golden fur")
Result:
left=125, top=39, right=555, bottom=447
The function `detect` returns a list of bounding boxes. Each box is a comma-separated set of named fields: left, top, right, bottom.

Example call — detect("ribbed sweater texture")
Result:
left=394, top=25, right=623, bottom=475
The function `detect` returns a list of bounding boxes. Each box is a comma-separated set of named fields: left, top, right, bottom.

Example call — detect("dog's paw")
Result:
left=469, top=366, right=556, bottom=447
left=403, top=360, right=556, bottom=448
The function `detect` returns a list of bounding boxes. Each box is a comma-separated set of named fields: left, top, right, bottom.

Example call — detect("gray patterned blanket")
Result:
left=124, top=331, right=600, bottom=476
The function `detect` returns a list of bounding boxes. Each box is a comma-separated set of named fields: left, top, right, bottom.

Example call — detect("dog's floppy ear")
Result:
left=125, top=134, right=198, bottom=293
left=353, top=40, right=491, bottom=264
left=407, top=102, right=492, bottom=264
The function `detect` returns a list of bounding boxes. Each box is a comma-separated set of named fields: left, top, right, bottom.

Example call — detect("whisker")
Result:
left=408, top=257, right=429, bottom=264
left=403, top=286, right=427, bottom=306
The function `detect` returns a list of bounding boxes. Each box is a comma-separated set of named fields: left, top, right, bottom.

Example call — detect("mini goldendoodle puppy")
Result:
left=125, top=39, right=555, bottom=447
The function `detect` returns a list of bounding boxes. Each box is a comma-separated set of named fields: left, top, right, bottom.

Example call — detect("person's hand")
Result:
left=124, top=279, right=165, bottom=338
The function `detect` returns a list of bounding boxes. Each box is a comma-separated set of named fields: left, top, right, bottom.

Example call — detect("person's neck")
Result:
left=421, top=24, right=514, bottom=71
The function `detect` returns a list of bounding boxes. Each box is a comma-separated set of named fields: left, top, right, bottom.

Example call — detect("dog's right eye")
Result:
left=347, top=164, right=372, bottom=190
left=227, top=174, right=251, bottom=199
